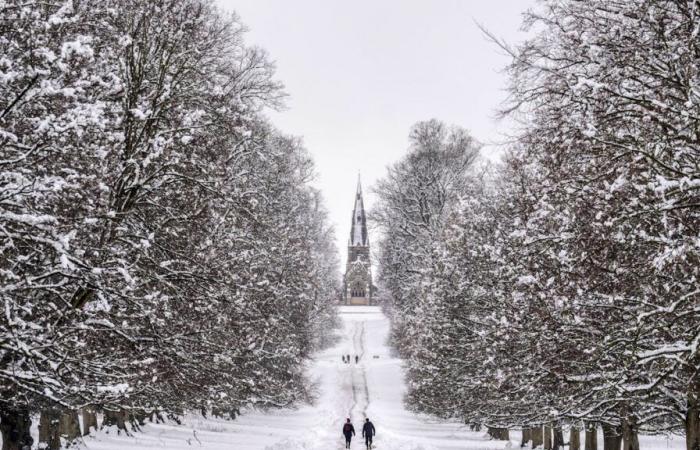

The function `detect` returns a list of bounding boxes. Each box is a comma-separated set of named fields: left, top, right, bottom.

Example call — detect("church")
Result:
left=343, top=177, right=374, bottom=306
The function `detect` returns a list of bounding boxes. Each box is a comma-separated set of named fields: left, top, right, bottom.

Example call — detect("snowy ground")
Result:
left=8, top=306, right=686, bottom=449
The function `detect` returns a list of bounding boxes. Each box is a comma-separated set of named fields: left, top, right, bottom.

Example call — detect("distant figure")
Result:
left=355, top=355, right=359, bottom=363
left=362, top=418, right=376, bottom=449
left=346, top=353, right=350, bottom=362
left=342, top=418, right=356, bottom=448
left=342, top=355, right=346, bottom=363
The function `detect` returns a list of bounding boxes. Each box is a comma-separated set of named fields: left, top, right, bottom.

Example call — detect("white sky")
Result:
left=216, top=0, right=536, bottom=264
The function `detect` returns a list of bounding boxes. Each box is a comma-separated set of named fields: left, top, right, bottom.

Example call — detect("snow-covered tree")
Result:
left=1, top=1, right=339, bottom=447
left=372, top=119, right=480, bottom=357
left=381, top=3, right=700, bottom=449
left=499, top=1, right=700, bottom=446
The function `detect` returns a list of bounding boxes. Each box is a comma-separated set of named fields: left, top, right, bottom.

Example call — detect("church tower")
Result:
left=343, top=176, right=373, bottom=306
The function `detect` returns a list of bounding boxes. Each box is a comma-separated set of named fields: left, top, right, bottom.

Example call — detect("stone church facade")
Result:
left=343, top=178, right=373, bottom=306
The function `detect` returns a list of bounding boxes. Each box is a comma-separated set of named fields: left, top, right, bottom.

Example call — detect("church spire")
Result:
left=349, top=173, right=368, bottom=246
left=344, top=173, right=373, bottom=305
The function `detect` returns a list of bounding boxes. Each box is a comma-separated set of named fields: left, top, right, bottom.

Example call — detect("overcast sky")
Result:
left=216, top=0, right=536, bottom=264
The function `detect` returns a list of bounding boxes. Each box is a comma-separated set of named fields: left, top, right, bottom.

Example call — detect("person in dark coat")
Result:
left=362, top=418, right=376, bottom=449
left=342, top=418, right=355, bottom=448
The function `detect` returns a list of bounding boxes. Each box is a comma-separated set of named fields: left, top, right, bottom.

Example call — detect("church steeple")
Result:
left=349, top=174, right=368, bottom=247
left=344, top=173, right=373, bottom=306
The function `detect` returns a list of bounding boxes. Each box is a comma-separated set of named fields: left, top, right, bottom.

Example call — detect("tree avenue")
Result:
left=0, top=1, right=339, bottom=448
left=2, top=0, right=700, bottom=450
left=374, top=2, right=699, bottom=450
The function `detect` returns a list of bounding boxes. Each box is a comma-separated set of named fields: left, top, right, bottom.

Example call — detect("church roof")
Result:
left=349, top=175, right=369, bottom=246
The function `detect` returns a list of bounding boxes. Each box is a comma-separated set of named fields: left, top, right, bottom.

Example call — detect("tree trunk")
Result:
left=602, top=423, right=622, bottom=450
left=150, top=410, right=165, bottom=423
left=570, top=425, right=581, bottom=450
left=39, top=409, right=81, bottom=449
left=59, top=410, right=81, bottom=444
left=39, top=409, right=61, bottom=450
left=532, top=425, right=544, bottom=448
left=127, top=410, right=147, bottom=432
left=102, top=409, right=128, bottom=433
left=522, top=427, right=532, bottom=447
left=0, top=409, right=33, bottom=450
left=488, top=427, right=510, bottom=440
left=585, top=422, right=598, bottom=450
left=553, top=425, right=565, bottom=450
left=621, top=406, right=639, bottom=450
left=687, top=381, right=700, bottom=450
left=82, top=407, right=98, bottom=436
left=544, top=424, right=552, bottom=450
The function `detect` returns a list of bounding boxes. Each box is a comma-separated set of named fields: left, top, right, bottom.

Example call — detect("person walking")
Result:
left=342, top=418, right=355, bottom=448
left=362, top=418, right=376, bottom=449
left=355, top=355, right=359, bottom=363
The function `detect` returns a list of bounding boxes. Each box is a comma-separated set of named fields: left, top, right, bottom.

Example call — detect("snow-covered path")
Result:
left=333, top=306, right=495, bottom=450
left=248, top=305, right=499, bottom=450
left=74, top=306, right=685, bottom=450
left=348, top=320, right=370, bottom=423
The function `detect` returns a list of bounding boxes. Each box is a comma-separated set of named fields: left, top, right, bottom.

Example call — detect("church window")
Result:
left=350, top=287, right=366, bottom=297
left=351, top=289, right=365, bottom=297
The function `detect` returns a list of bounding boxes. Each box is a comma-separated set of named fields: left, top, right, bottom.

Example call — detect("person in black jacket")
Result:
left=362, top=418, right=376, bottom=449
left=342, top=418, right=355, bottom=448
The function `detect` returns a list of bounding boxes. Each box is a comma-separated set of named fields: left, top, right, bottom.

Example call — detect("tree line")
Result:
left=0, top=1, right=339, bottom=449
left=374, top=2, right=699, bottom=450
